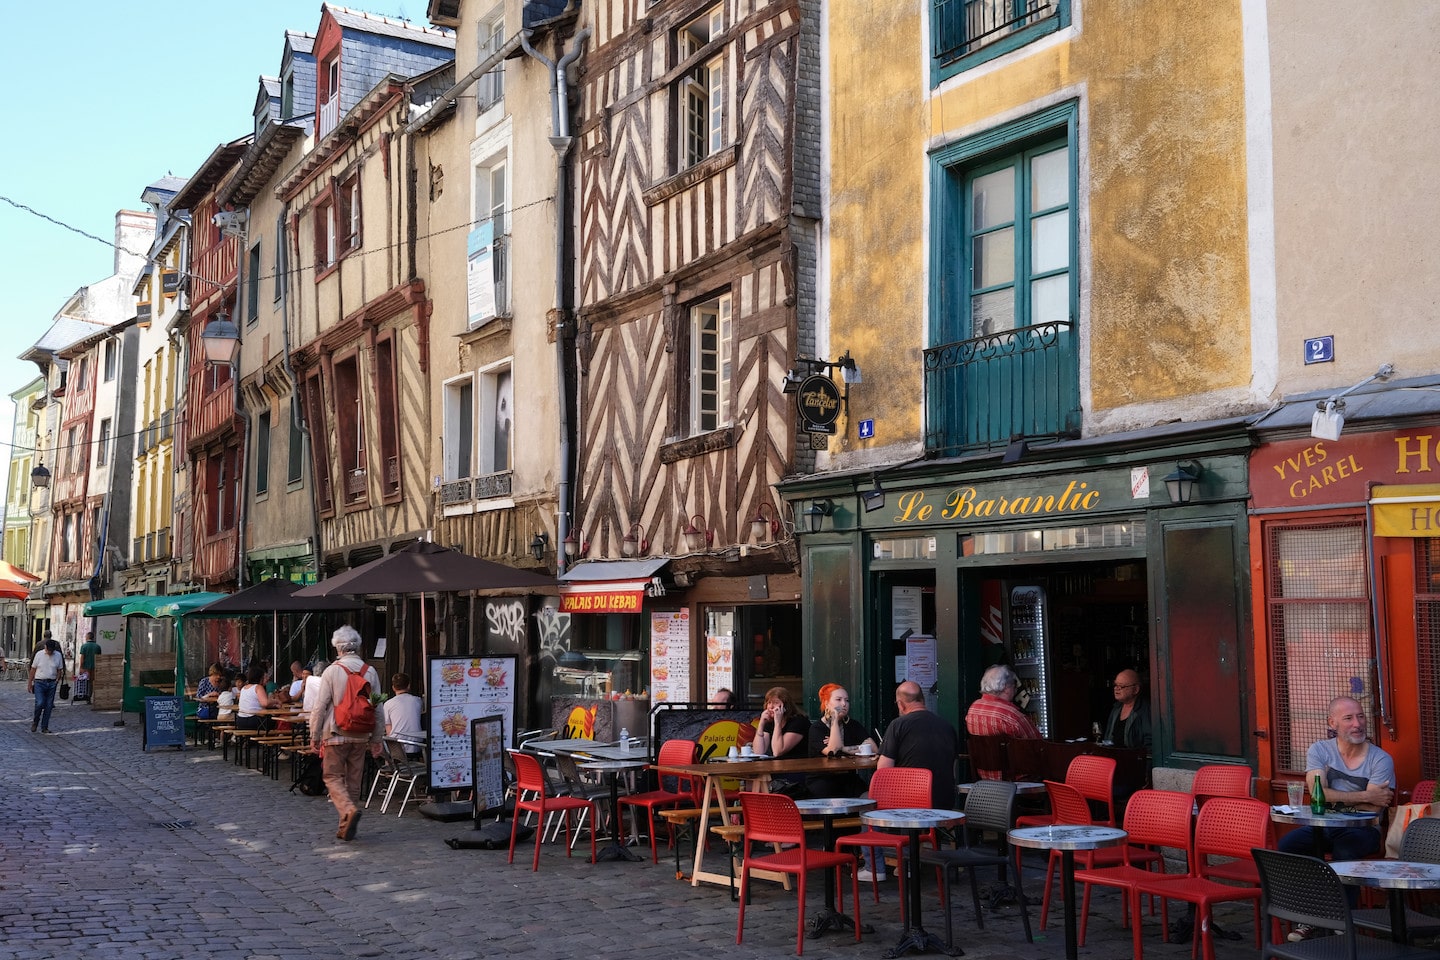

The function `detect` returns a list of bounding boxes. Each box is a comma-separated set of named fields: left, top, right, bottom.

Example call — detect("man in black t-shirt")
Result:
left=878, top=680, right=960, bottom=808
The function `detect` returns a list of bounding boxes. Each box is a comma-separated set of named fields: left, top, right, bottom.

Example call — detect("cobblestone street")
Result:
left=0, top=683, right=1264, bottom=960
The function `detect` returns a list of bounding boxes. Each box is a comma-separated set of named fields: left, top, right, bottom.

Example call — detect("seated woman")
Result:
left=754, top=685, right=809, bottom=795
left=807, top=683, right=879, bottom=798
left=195, top=663, right=225, bottom=720
left=234, top=664, right=272, bottom=730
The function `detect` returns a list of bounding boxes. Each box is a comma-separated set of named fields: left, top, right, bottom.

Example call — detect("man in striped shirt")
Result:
left=965, top=664, right=1040, bottom=778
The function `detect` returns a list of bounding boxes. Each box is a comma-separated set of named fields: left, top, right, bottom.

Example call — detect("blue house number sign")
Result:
left=1304, top=336, right=1334, bottom=365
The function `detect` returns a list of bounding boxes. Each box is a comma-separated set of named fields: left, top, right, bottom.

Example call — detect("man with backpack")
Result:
left=310, top=626, right=382, bottom=841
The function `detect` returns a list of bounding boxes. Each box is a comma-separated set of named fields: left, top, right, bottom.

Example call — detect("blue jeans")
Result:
left=1278, top=825, right=1381, bottom=906
left=32, top=678, right=58, bottom=731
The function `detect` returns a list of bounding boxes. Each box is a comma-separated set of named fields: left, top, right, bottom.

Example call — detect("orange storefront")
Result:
left=1249, top=426, right=1440, bottom=793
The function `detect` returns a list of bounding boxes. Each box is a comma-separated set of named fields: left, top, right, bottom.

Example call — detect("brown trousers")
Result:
left=322, top=740, right=370, bottom=820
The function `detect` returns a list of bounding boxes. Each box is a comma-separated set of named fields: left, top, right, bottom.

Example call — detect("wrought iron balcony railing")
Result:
left=933, top=0, right=1054, bottom=65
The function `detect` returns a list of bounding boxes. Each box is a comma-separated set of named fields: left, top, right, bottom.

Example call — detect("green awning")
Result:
left=83, top=595, right=160, bottom=616
left=120, top=592, right=230, bottom=619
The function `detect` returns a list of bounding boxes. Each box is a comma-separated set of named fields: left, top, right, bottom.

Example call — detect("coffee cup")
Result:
left=741, top=744, right=753, bottom=756
left=858, top=742, right=875, bottom=756
left=727, top=746, right=739, bottom=758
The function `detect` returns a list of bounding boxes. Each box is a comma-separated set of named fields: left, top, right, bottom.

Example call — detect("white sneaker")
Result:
left=856, top=867, right=887, bottom=882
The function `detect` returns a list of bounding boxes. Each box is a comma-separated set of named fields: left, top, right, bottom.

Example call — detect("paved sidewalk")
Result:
left=0, top=682, right=1260, bottom=959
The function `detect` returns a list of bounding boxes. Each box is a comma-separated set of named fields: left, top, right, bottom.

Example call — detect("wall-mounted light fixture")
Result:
left=200, top=311, right=240, bottom=365
left=750, top=503, right=779, bottom=543
left=562, top=528, right=589, bottom=559
left=861, top=476, right=886, bottom=513
left=805, top=498, right=834, bottom=533
left=1310, top=362, right=1395, bottom=442
left=682, top=514, right=713, bottom=553
left=30, top=462, right=51, bottom=489
left=622, top=522, right=649, bottom=558
left=528, top=532, right=550, bottom=562
left=1163, top=461, right=1203, bottom=505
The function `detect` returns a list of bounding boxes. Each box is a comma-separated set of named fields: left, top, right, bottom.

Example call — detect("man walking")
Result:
left=78, top=631, right=102, bottom=696
left=310, top=626, right=382, bottom=841
left=28, top=636, right=66, bottom=733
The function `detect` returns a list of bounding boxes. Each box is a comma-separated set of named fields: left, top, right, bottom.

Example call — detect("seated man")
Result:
left=964, top=664, right=1040, bottom=779
left=1103, top=668, right=1152, bottom=748
left=1279, top=695, right=1394, bottom=939
left=382, top=672, right=424, bottom=755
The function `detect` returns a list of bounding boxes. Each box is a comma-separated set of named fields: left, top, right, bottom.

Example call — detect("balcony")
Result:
left=319, top=92, right=339, bottom=138
left=933, top=0, right=1055, bottom=65
left=923, top=320, right=1079, bottom=458
left=155, top=527, right=170, bottom=559
left=133, top=536, right=145, bottom=565
left=344, top=468, right=367, bottom=501
left=440, top=479, right=472, bottom=505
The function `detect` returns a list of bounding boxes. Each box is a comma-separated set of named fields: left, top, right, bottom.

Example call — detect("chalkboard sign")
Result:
left=143, top=696, right=186, bottom=752
left=469, top=715, right=507, bottom=820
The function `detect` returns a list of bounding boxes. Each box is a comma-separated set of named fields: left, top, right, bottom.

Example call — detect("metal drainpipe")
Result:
left=232, top=225, right=251, bottom=591
left=521, top=26, right=590, bottom=577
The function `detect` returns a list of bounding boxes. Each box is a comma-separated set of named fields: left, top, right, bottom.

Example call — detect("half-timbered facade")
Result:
left=570, top=0, right=820, bottom=702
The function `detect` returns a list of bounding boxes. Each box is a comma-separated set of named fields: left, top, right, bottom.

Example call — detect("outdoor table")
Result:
left=862, top=807, right=966, bottom=958
left=956, top=780, right=1045, bottom=795
left=579, top=757, right=651, bottom=862
left=1009, top=825, right=1127, bottom=960
left=541, top=737, right=647, bottom=755
left=1269, top=805, right=1381, bottom=858
left=794, top=797, right=876, bottom=938
left=1331, top=859, right=1440, bottom=943
left=653, top=755, right=879, bottom=889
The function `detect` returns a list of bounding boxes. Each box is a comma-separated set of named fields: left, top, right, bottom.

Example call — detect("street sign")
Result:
left=1304, top=336, right=1334, bottom=365
left=858, top=418, right=874, bottom=439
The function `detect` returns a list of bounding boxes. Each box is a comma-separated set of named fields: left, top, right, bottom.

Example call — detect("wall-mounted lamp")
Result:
left=805, top=498, right=834, bottom=533
left=562, top=528, right=589, bottom=559
left=750, top=503, right=779, bottom=543
left=682, top=514, right=713, bottom=553
left=528, top=532, right=550, bottom=562
left=1310, top=362, right=1395, bottom=442
left=200, top=311, right=240, bottom=365
left=861, top=476, right=886, bottom=513
left=782, top=368, right=806, bottom=394
left=1163, top=461, right=1203, bottom=505
left=30, top=462, right=51, bottom=489
left=622, top=522, right=649, bottom=558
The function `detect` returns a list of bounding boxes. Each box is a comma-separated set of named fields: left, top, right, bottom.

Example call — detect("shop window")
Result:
left=1265, top=520, right=1372, bottom=773
left=1416, top=538, right=1440, bottom=778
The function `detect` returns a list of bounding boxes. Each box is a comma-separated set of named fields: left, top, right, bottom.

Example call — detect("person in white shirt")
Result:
left=302, top=663, right=325, bottom=712
left=27, top=637, right=66, bottom=733
left=383, top=673, right=424, bottom=754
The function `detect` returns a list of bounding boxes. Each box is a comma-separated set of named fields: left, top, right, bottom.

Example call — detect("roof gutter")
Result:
left=403, top=31, right=527, bottom=135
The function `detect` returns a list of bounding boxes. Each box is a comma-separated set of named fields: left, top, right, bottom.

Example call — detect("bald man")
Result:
left=877, top=680, right=959, bottom=808
left=1102, top=668, right=1152, bottom=749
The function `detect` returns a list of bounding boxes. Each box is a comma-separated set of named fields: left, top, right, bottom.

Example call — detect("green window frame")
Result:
left=931, top=0, right=1071, bottom=86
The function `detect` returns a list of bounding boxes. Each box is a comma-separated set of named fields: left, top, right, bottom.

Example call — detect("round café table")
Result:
left=862, top=807, right=966, bottom=958
left=793, top=797, right=876, bottom=939
left=579, top=758, right=650, bottom=862
left=1009, top=825, right=1127, bottom=960
left=1269, top=806, right=1380, bottom=859
left=1331, top=859, right=1440, bottom=943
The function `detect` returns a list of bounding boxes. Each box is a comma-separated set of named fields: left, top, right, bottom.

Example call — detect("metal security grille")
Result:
left=1417, top=538, right=1440, bottom=778
left=1267, top=521, right=1372, bottom=772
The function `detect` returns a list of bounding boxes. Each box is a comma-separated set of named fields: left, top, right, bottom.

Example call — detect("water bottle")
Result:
left=619, top=727, right=630, bottom=752
left=1310, top=773, right=1326, bottom=814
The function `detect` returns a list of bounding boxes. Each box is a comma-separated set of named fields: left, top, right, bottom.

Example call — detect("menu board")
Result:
left=649, top=610, right=691, bottom=703
left=427, top=655, right=517, bottom=792
left=469, top=715, right=507, bottom=815
left=705, top=633, right=734, bottom=701
left=143, top=696, right=186, bottom=752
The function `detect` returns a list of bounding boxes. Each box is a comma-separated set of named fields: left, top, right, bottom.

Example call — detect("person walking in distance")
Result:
left=28, top=636, right=67, bottom=733
left=310, top=626, right=382, bottom=841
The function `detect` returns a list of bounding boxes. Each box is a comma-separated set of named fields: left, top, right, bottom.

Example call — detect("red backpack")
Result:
left=332, top=664, right=376, bottom=735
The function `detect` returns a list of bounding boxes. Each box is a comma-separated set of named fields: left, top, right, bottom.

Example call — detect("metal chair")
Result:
left=507, top=750, right=596, bottom=870
left=736, top=791, right=861, bottom=956
left=1352, top=816, right=1440, bottom=943
left=919, top=779, right=1033, bottom=949
left=1252, top=848, right=1435, bottom=960
left=1132, top=797, right=1271, bottom=960
left=380, top=738, right=428, bottom=816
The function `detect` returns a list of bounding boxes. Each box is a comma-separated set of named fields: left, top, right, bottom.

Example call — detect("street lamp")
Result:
left=201, top=312, right=240, bottom=365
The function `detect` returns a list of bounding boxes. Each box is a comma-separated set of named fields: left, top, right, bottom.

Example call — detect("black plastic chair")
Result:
left=919, top=779, right=1033, bottom=950
left=1352, top=816, right=1440, bottom=943
left=1251, top=848, right=1435, bottom=959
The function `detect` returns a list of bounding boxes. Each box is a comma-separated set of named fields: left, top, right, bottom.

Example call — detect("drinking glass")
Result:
left=1286, top=781, right=1304, bottom=808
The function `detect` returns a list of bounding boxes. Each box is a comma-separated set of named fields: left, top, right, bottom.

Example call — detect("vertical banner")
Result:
left=649, top=610, right=691, bottom=703
left=705, top=633, right=735, bottom=702
left=466, top=221, right=495, bottom=325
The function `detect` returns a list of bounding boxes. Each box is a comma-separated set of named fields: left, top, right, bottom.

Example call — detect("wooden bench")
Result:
left=656, top=806, right=743, bottom=877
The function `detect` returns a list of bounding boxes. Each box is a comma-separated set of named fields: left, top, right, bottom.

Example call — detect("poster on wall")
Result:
left=649, top=610, right=691, bottom=703
left=904, top=634, right=938, bottom=710
left=892, top=585, right=923, bottom=638
left=427, top=655, right=517, bottom=792
left=705, top=633, right=734, bottom=703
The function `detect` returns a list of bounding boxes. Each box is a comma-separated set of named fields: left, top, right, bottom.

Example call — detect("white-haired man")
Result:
left=310, top=626, right=383, bottom=841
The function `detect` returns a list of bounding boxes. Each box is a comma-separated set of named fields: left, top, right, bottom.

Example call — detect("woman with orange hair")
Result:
left=807, top=683, right=878, bottom=798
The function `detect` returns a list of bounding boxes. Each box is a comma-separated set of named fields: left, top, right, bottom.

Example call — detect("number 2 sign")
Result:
left=1304, top=336, right=1334, bottom=365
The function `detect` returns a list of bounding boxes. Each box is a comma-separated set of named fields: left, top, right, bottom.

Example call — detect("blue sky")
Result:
left=0, top=1, right=431, bottom=464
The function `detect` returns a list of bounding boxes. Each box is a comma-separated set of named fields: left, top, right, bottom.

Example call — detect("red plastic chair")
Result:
left=1411, top=779, right=1437, bottom=804
left=834, top=766, right=937, bottom=924
left=508, top=750, right=597, bottom=871
left=736, top=791, right=861, bottom=956
left=1016, top=754, right=1117, bottom=830
left=1037, top=780, right=1162, bottom=930
left=1131, top=797, right=1272, bottom=960
left=1075, top=789, right=1195, bottom=949
left=1189, top=764, right=1265, bottom=887
left=618, top=738, right=698, bottom=862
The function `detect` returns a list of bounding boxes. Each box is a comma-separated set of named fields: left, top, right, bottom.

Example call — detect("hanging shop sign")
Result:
left=1371, top=484, right=1440, bottom=538
left=559, top=579, right=649, bottom=614
left=797, top=374, right=842, bottom=434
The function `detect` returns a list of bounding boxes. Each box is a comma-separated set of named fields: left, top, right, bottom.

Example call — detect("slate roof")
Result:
left=524, top=0, right=573, bottom=28
left=325, top=4, right=455, bottom=48
left=260, top=76, right=281, bottom=99
left=285, top=30, right=315, bottom=55
left=21, top=318, right=109, bottom=364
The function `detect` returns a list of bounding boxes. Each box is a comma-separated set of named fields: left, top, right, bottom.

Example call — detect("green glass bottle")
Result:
left=1310, top=774, right=1326, bottom=814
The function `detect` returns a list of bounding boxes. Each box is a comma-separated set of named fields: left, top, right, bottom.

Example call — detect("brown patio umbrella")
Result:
left=198, top=578, right=365, bottom=673
left=294, top=541, right=555, bottom=693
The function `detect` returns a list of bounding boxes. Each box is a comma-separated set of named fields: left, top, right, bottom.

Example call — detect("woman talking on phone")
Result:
left=807, top=683, right=878, bottom=798
left=755, top=685, right=809, bottom=796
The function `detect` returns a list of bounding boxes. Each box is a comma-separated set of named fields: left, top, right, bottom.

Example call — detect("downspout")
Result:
left=277, top=200, right=323, bottom=580
left=521, top=25, right=590, bottom=577
left=232, top=228, right=251, bottom=591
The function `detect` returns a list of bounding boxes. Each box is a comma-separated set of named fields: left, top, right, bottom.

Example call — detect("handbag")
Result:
left=1384, top=801, right=1436, bottom=858
left=59, top=681, right=71, bottom=700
